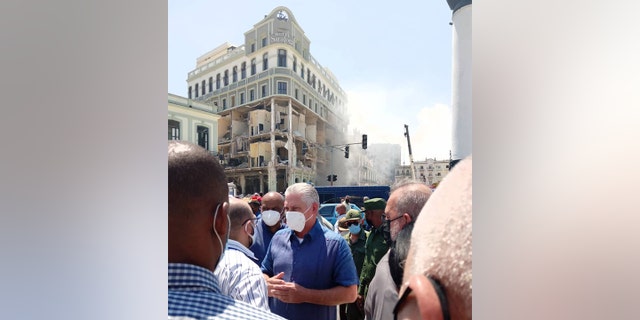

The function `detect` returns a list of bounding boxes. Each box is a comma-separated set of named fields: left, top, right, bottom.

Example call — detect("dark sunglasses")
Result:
left=393, top=275, right=450, bottom=320
left=344, top=220, right=360, bottom=227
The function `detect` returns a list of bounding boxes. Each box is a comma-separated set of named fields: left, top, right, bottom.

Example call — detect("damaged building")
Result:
left=186, top=6, right=349, bottom=194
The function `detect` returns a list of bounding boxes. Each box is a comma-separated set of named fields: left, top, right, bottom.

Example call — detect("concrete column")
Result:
left=268, top=98, right=277, bottom=191
left=447, top=0, right=472, bottom=168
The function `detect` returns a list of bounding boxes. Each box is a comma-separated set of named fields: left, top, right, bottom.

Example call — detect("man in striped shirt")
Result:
left=214, top=196, right=269, bottom=310
left=168, top=141, right=284, bottom=320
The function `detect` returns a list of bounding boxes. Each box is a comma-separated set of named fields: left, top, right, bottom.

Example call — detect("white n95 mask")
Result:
left=285, top=207, right=312, bottom=232
left=261, top=210, right=281, bottom=227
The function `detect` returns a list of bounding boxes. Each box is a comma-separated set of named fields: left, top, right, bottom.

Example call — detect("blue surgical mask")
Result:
left=348, top=224, right=361, bottom=235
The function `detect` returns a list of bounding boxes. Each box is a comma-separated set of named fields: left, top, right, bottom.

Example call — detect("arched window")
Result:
left=168, top=120, right=180, bottom=140
left=188, top=86, right=192, bottom=99
left=293, top=56, right=297, bottom=72
left=223, top=70, right=229, bottom=86
left=301, top=64, right=305, bottom=79
left=216, top=74, right=221, bottom=89
left=278, top=49, right=287, bottom=67
left=251, top=59, right=256, bottom=75
left=262, top=53, right=268, bottom=71
left=232, top=66, right=238, bottom=83
left=208, top=77, right=213, bottom=92
left=241, top=62, right=246, bottom=79
left=194, top=83, right=199, bottom=97
left=201, top=80, right=205, bottom=95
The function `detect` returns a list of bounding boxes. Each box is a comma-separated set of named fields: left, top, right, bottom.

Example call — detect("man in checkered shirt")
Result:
left=168, top=141, right=284, bottom=320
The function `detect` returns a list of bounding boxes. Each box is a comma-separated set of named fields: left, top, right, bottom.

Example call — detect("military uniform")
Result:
left=357, top=198, right=390, bottom=302
left=338, top=209, right=369, bottom=320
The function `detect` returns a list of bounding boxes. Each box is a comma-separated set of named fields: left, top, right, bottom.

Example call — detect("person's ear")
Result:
left=213, top=202, right=229, bottom=237
left=409, top=274, right=445, bottom=320
left=403, top=213, right=412, bottom=224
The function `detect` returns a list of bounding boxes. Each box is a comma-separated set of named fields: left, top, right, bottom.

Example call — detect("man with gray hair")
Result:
left=261, top=183, right=359, bottom=320
left=394, top=156, right=472, bottom=320
left=364, top=179, right=432, bottom=320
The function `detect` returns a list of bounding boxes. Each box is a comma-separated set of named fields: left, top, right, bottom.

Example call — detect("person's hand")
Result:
left=271, top=281, right=306, bottom=304
left=265, top=272, right=285, bottom=297
left=355, top=295, right=364, bottom=311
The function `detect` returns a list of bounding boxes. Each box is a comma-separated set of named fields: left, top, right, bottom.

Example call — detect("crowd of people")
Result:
left=168, top=140, right=472, bottom=319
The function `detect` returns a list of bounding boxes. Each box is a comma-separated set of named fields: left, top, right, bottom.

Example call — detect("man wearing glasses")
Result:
left=364, top=181, right=432, bottom=319
left=393, top=156, right=472, bottom=320
left=214, top=196, right=269, bottom=310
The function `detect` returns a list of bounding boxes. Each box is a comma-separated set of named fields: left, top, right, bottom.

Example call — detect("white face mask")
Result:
left=285, top=206, right=313, bottom=232
left=212, top=203, right=230, bottom=270
left=244, top=221, right=256, bottom=247
left=261, top=210, right=281, bottom=227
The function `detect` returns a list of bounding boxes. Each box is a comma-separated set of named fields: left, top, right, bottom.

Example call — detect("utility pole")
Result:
left=404, top=124, right=417, bottom=180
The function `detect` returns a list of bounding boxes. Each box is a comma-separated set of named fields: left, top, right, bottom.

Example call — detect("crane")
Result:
left=404, top=124, right=417, bottom=180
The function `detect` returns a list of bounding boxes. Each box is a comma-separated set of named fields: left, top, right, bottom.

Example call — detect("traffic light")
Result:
left=327, top=174, right=337, bottom=181
left=333, top=174, right=337, bottom=181
left=327, top=175, right=331, bottom=181
left=344, top=145, right=349, bottom=158
left=362, top=134, right=367, bottom=149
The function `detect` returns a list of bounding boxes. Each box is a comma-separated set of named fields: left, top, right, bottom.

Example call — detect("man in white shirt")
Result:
left=214, top=196, right=270, bottom=310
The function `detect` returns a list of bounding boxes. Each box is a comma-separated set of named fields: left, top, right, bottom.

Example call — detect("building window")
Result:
left=262, top=53, right=268, bottom=71
left=232, top=66, right=238, bottom=83
left=194, top=83, right=199, bottom=97
left=168, top=120, right=180, bottom=140
left=231, top=96, right=235, bottom=107
left=208, top=77, right=213, bottom=92
left=262, top=37, right=267, bottom=47
left=197, top=126, right=209, bottom=150
left=277, top=82, right=287, bottom=94
left=309, top=98, right=312, bottom=107
left=188, top=86, right=192, bottom=99
left=307, top=70, right=310, bottom=83
left=222, top=98, right=227, bottom=109
left=223, top=70, right=229, bottom=86
left=261, top=85, right=267, bottom=97
left=251, top=59, right=256, bottom=75
left=250, top=89, right=255, bottom=101
left=251, top=43, right=255, bottom=52
left=278, top=49, right=287, bottom=67
left=216, top=74, right=221, bottom=89
left=303, top=94, right=306, bottom=104
left=240, top=92, right=245, bottom=104
left=295, top=89, right=298, bottom=99
left=301, top=64, right=304, bottom=79
left=241, top=62, right=246, bottom=79
left=293, top=57, right=297, bottom=72
left=201, top=80, right=206, bottom=95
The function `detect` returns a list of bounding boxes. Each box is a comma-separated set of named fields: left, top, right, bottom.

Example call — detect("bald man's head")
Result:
left=401, top=156, right=472, bottom=320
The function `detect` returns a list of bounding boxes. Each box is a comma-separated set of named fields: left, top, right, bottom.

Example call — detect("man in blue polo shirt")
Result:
left=261, top=183, right=359, bottom=320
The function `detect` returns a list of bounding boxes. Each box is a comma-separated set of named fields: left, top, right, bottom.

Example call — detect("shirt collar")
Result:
left=226, top=239, right=258, bottom=261
left=288, top=218, right=323, bottom=241
left=168, top=263, right=221, bottom=293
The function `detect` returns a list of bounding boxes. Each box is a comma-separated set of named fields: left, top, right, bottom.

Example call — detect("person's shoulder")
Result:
left=227, top=298, right=286, bottom=319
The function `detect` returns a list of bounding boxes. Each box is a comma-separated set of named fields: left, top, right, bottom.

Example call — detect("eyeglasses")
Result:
left=393, top=275, right=450, bottom=320
left=344, top=220, right=360, bottom=227
left=242, top=218, right=259, bottom=227
left=383, top=214, right=405, bottom=223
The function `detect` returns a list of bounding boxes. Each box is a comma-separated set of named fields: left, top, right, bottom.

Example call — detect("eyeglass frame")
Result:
left=393, top=275, right=450, bottom=320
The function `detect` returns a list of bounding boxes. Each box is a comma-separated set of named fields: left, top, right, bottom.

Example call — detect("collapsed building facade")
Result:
left=187, top=6, right=349, bottom=194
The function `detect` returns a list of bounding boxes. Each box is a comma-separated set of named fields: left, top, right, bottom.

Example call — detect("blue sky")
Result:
left=169, top=0, right=454, bottom=163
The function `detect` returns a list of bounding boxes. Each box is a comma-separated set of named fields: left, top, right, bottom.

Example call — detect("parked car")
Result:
left=319, top=203, right=362, bottom=226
